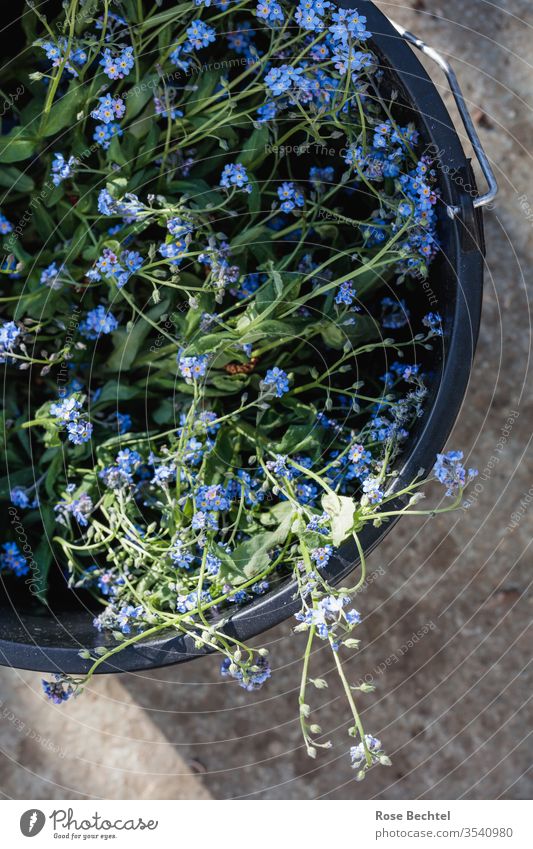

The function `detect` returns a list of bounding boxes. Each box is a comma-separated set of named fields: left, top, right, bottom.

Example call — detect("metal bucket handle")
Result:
left=391, top=20, right=499, bottom=217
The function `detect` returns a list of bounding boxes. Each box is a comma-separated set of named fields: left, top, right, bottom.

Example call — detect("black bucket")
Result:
left=0, top=1, right=487, bottom=674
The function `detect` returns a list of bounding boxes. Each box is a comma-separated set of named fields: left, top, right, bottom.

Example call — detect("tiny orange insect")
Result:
left=224, top=357, right=259, bottom=375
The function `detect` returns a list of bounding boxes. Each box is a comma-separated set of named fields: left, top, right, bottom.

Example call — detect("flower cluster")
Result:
left=100, top=47, right=134, bottom=80
left=220, top=163, right=252, bottom=193
left=79, top=304, right=118, bottom=339
left=88, top=248, right=143, bottom=288
left=0, top=0, right=480, bottom=782
left=50, top=396, right=93, bottom=445
left=0, top=321, right=22, bottom=364
left=91, top=93, right=126, bottom=149
left=0, top=542, right=28, bottom=576
left=433, top=450, right=478, bottom=497
left=51, top=153, right=78, bottom=186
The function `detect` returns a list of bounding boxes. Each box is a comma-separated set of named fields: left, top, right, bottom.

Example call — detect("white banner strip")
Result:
left=3, top=800, right=531, bottom=848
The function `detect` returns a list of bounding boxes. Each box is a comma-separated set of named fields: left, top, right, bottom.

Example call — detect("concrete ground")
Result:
left=1, top=0, right=531, bottom=800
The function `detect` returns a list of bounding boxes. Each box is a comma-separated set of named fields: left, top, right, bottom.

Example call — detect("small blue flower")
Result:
left=167, top=217, right=194, bottom=238
left=91, top=93, right=126, bottom=124
left=178, top=353, right=208, bottom=380
left=206, top=553, right=221, bottom=575
left=433, top=450, right=477, bottom=496
left=185, top=19, right=216, bottom=51
left=256, top=101, right=277, bottom=123
left=220, top=655, right=272, bottom=690
left=0, top=541, right=28, bottom=576
left=116, top=449, right=142, bottom=472
left=116, top=604, right=143, bottom=634
left=255, top=1, right=284, bottom=27
left=51, top=153, right=77, bottom=186
left=66, top=420, right=94, bottom=445
left=55, top=492, right=93, bottom=525
left=329, top=8, right=371, bottom=44
left=295, top=3, right=325, bottom=32
left=0, top=212, right=13, bottom=234
left=115, top=412, right=132, bottom=434
left=0, top=320, right=22, bottom=363
left=335, top=280, right=357, bottom=306
left=100, top=46, right=134, bottom=80
left=263, top=366, right=289, bottom=397
left=40, top=262, right=64, bottom=290
left=227, top=21, right=256, bottom=56
left=350, top=734, right=383, bottom=770
left=346, top=609, right=362, bottom=625
left=362, top=476, right=384, bottom=505
left=265, top=64, right=305, bottom=97
left=10, top=487, right=31, bottom=509
left=159, top=240, right=188, bottom=266
left=195, top=484, right=229, bottom=512
left=310, top=545, right=334, bottom=567
left=97, top=189, right=117, bottom=216
left=266, top=454, right=289, bottom=475
left=93, top=121, right=123, bottom=150
left=169, top=45, right=191, bottom=72
left=423, top=312, right=443, bottom=336
left=40, top=39, right=83, bottom=77
left=277, top=181, right=304, bottom=213
left=219, top=162, right=252, bottom=193
left=42, top=675, right=74, bottom=704
left=79, top=305, right=118, bottom=339
left=50, top=396, right=82, bottom=424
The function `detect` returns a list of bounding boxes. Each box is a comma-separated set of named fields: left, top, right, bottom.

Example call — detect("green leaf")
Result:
left=0, top=166, right=34, bottom=192
left=152, top=399, right=175, bottom=425
left=107, top=299, right=170, bottom=372
left=32, top=504, right=56, bottom=604
left=45, top=449, right=63, bottom=499
left=186, top=330, right=237, bottom=356
left=124, top=74, right=160, bottom=121
left=222, top=501, right=294, bottom=582
left=321, top=492, right=357, bottom=546
left=94, top=380, right=141, bottom=406
left=276, top=424, right=321, bottom=457
left=231, top=223, right=271, bottom=252
left=42, top=85, right=81, bottom=138
left=237, top=125, right=270, bottom=169
left=210, top=373, right=248, bottom=392
left=187, top=69, right=222, bottom=111
left=319, top=315, right=378, bottom=350
left=0, top=130, right=34, bottom=163
left=32, top=202, right=57, bottom=241
left=0, top=469, right=34, bottom=500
